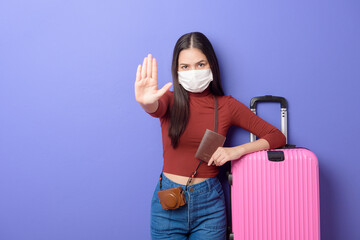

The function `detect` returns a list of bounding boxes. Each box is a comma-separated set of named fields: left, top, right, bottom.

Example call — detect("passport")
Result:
left=195, top=129, right=226, bottom=162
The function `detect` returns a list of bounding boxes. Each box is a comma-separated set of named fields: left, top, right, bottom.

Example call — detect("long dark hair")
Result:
left=168, top=32, right=225, bottom=148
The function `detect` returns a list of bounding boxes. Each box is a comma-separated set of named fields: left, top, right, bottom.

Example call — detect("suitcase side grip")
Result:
left=267, top=151, right=285, bottom=161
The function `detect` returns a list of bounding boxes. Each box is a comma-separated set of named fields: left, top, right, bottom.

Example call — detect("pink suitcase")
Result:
left=228, top=96, right=320, bottom=240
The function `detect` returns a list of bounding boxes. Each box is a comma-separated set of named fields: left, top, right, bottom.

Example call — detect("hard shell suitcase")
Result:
left=228, top=96, right=320, bottom=240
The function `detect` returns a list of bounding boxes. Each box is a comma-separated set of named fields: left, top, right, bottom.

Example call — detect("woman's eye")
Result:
left=199, top=63, right=205, bottom=67
left=181, top=66, right=187, bottom=69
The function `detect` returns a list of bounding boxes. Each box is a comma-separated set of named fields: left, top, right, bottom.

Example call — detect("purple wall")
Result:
left=1, top=0, right=359, bottom=239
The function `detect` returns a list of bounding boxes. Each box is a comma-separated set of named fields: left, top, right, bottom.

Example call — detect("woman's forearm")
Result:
left=208, top=139, right=270, bottom=166
left=232, top=138, right=270, bottom=159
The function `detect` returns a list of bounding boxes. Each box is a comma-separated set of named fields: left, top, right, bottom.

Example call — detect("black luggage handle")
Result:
left=250, top=95, right=288, bottom=144
left=250, top=95, right=287, bottom=109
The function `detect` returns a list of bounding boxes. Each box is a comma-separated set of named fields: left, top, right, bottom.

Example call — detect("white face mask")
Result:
left=177, top=69, right=213, bottom=93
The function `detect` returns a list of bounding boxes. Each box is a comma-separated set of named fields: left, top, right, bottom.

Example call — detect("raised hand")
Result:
left=135, top=54, right=172, bottom=112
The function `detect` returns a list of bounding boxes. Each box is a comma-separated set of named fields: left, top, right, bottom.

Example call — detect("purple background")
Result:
left=1, top=0, right=359, bottom=239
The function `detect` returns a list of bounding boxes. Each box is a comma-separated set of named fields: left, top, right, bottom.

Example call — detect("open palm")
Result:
left=135, top=54, right=172, bottom=105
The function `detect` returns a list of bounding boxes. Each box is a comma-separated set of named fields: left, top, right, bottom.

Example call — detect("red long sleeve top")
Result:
left=149, top=88, right=286, bottom=178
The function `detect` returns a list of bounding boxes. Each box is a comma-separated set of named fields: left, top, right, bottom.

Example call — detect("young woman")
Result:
left=135, top=32, right=286, bottom=240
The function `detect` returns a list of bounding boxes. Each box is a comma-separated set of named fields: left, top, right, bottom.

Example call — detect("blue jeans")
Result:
left=150, top=173, right=227, bottom=240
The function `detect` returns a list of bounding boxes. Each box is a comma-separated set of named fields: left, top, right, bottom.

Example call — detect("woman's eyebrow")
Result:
left=179, top=60, right=207, bottom=65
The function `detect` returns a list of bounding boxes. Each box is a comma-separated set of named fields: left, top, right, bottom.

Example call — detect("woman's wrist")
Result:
left=140, top=101, right=159, bottom=114
left=233, top=139, right=270, bottom=160
left=232, top=145, right=246, bottom=159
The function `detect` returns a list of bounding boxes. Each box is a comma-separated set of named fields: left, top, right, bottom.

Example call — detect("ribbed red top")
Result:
left=149, top=88, right=286, bottom=178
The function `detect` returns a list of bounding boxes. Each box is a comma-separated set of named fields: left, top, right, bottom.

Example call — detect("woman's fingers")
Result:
left=208, top=147, right=231, bottom=166
left=147, top=54, right=152, bottom=78
left=217, top=156, right=227, bottom=166
left=141, top=57, right=147, bottom=79
left=219, top=158, right=228, bottom=166
left=152, top=57, right=158, bottom=83
left=157, top=82, right=172, bottom=98
left=136, top=65, right=141, bottom=82
left=208, top=156, right=215, bottom=166
left=208, top=148, right=219, bottom=166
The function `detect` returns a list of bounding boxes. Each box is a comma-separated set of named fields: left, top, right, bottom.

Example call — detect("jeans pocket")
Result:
left=150, top=184, right=172, bottom=232
left=150, top=208, right=172, bottom=232
left=202, top=188, right=227, bottom=231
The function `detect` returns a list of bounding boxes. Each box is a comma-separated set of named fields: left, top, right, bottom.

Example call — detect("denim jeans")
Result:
left=150, top=173, right=227, bottom=240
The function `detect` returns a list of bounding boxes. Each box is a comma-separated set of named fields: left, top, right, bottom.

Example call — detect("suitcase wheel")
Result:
left=227, top=173, right=233, bottom=186
left=229, top=233, right=234, bottom=240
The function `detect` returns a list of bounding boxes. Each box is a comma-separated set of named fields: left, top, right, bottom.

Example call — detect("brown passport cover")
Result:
left=195, top=129, right=226, bottom=162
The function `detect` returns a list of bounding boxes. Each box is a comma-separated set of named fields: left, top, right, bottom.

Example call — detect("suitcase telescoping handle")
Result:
left=250, top=95, right=288, bottom=144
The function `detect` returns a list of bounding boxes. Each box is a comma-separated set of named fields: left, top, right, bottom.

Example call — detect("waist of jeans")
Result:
left=160, top=172, right=221, bottom=195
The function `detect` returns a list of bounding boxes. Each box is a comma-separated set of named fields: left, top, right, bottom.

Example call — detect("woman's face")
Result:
left=178, top=48, right=210, bottom=72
